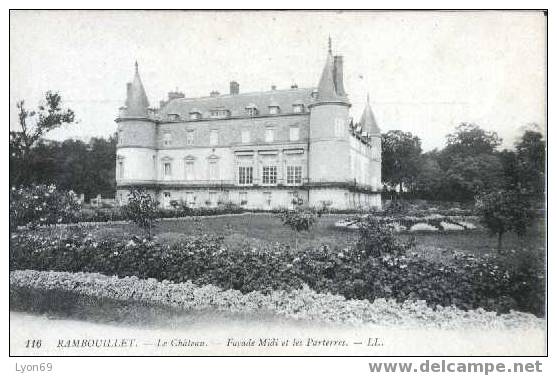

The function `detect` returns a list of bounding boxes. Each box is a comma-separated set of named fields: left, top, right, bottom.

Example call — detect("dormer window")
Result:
left=189, top=109, right=201, bottom=120
left=292, top=103, right=304, bottom=113
left=210, top=109, right=230, bottom=118
left=245, top=104, right=258, bottom=117
left=268, top=103, right=280, bottom=115
left=167, top=113, right=180, bottom=121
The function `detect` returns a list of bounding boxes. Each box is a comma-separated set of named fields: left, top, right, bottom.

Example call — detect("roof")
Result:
left=315, top=43, right=349, bottom=103
left=316, top=53, right=339, bottom=102
left=125, top=62, right=150, bottom=116
left=159, top=87, right=315, bottom=119
left=359, top=94, right=381, bottom=135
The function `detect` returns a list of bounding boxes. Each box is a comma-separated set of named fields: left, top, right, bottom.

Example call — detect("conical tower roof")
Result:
left=316, top=37, right=348, bottom=103
left=125, top=61, right=150, bottom=117
left=360, top=94, right=381, bottom=135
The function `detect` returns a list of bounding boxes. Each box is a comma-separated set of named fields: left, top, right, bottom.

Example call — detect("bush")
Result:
left=476, top=190, right=535, bottom=249
left=121, top=188, right=159, bottom=239
left=10, top=185, right=81, bottom=229
left=276, top=207, right=319, bottom=249
left=9, top=226, right=545, bottom=316
left=353, top=215, right=413, bottom=257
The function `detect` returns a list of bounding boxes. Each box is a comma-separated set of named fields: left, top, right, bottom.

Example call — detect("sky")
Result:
left=10, top=10, right=546, bottom=151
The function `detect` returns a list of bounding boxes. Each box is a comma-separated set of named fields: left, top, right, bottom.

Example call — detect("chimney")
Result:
left=230, top=81, right=239, bottom=95
left=290, top=84, right=298, bottom=89
left=271, top=85, right=277, bottom=91
left=333, top=55, right=346, bottom=96
left=167, top=91, right=185, bottom=101
left=210, top=90, right=220, bottom=97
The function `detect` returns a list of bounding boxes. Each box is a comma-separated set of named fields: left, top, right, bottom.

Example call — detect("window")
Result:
left=162, top=192, right=171, bottom=208
left=164, top=162, right=172, bottom=177
left=186, top=130, right=195, bottom=145
left=293, top=104, right=304, bottom=113
left=210, top=129, right=219, bottom=146
left=241, top=129, right=250, bottom=143
left=246, top=105, right=258, bottom=116
left=239, top=192, right=248, bottom=206
left=238, top=166, right=253, bottom=185
left=117, top=160, right=124, bottom=179
left=185, top=161, right=194, bottom=180
left=288, top=191, right=301, bottom=209
left=269, top=106, right=279, bottom=115
left=185, top=192, right=196, bottom=207
left=189, top=112, right=200, bottom=120
left=163, top=132, right=172, bottom=146
left=262, top=166, right=277, bottom=185
left=210, top=109, right=229, bottom=118
left=118, top=131, right=124, bottom=145
left=289, top=126, right=299, bottom=141
left=265, top=128, right=274, bottom=143
left=208, top=192, right=217, bottom=207
left=208, top=160, right=219, bottom=181
left=287, top=166, right=302, bottom=185
left=334, top=118, right=345, bottom=137
left=264, top=192, right=272, bottom=208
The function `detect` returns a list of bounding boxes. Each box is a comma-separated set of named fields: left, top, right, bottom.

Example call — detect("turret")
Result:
left=115, top=62, right=157, bottom=196
left=359, top=94, right=382, bottom=192
left=308, top=38, right=352, bottom=190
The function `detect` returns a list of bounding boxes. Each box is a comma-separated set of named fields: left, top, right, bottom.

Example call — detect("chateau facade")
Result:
left=115, top=41, right=382, bottom=210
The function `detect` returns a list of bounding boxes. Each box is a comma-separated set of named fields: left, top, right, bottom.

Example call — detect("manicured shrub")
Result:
left=276, top=207, right=319, bottom=249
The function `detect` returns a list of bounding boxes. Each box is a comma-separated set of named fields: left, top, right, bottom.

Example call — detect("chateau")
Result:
left=115, top=40, right=382, bottom=210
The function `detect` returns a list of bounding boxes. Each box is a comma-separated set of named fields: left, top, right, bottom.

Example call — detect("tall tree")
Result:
left=414, top=151, right=444, bottom=199
left=445, top=122, right=501, bottom=154
left=444, top=154, right=505, bottom=201
left=434, top=123, right=505, bottom=201
left=381, top=130, right=422, bottom=193
left=10, top=91, right=75, bottom=186
left=515, top=130, right=545, bottom=198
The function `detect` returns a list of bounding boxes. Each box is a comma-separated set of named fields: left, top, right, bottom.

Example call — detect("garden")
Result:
left=9, top=185, right=546, bottom=329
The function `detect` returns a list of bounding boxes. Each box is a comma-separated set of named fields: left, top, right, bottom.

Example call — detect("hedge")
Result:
left=9, top=229, right=545, bottom=316
left=10, top=270, right=544, bottom=329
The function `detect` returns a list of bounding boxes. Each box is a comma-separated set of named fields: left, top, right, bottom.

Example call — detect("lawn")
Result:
left=50, top=213, right=545, bottom=263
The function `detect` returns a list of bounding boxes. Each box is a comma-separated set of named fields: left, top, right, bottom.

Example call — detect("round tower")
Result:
left=308, top=38, right=352, bottom=208
left=115, top=62, right=157, bottom=203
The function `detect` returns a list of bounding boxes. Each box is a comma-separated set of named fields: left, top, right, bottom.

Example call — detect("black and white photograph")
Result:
left=8, top=9, right=547, bottom=360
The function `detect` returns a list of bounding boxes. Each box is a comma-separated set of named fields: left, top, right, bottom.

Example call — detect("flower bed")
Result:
left=9, top=229, right=545, bottom=316
left=9, top=270, right=544, bottom=329
left=336, top=214, right=479, bottom=233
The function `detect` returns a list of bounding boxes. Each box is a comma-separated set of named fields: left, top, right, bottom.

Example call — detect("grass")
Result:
left=41, top=213, right=546, bottom=263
